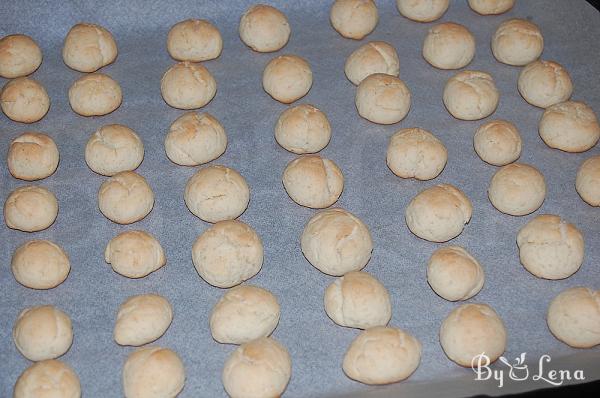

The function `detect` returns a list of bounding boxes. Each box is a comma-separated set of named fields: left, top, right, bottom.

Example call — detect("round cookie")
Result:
left=98, top=171, right=154, bottom=224
left=85, top=124, right=144, bottom=176
left=386, top=127, right=448, bottom=180
left=474, top=120, right=522, bottom=166
left=161, top=62, right=216, bottom=110
left=68, top=73, right=122, bottom=116
left=105, top=230, right=166, bottom=279
left=123, top=346, right=185, bottom=398
left=443, top=70, right=499, bottom=120
left=0, top=34, right=42, bottom=78
left=8, top=132, right=59, bottom=181
left=427, top=246, right=484, bottom=301
left=282, top=155, right=344, bottom=208
left=274, top=104, right=331, bottom=154
left=62, top=23, right=117, bottom=72
left=492, top=19, right=543, bottom=66
left=11, top=240, right=70, bottom=290
left=517, top=214, right=584, bottom=280
left=210, top=285, right=280, bottom=344
left=13, top=305, right=73, bottom=361
left=576, top=155, right=600, bottom=206
left=192, top=220, right=263, bottom=288
left=324, top=271, right=392, bottom=329
left=396, top=0, right=449, bottom=22
left=1, top=77, right=50, bottom=123
left=4, top=185, right=58, bottom=232
left=14, top=360, right=81, bottom=398
left=539, top=101, right=600, bottom=153
left=167, top=19, right=222, bottom=61
left=330, top=0, right=379, bottom=40
left=355, top=73, right=411, bottom=124
left=263, top=55, right=312, bottom=104
left=488, top=163, right=546, bottom=216
left=440, top=303, right=507, bottom=367
left=405, top=184, right=472, bottom=242
left=518, top=60, right=572, bottom=109
left=344, top=41, right=400, bottom=86
left=547, top=287, right=600, bottom=348
left=343, top=326, right=421, bottom=385
left=239, top=4, right=291, bottom=53
left=422, top=22, right=475, bottom=70
left=114, top=294, right=173, bottom=346
left=468, top=0, right=515, bottom=15
left=301, top=208, right=373, bottom=276
left=165, top=111, right=227, bottom=166
left=222, top=337, right=291, bottom=398
left=184, top=165, right=250, bottom=223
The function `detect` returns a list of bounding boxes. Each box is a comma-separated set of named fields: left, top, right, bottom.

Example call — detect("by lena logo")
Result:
left=471, top=352, right=585, bottom=388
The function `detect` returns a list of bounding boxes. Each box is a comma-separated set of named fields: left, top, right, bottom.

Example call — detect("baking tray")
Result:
left=1, top=0, right=599, bottom=396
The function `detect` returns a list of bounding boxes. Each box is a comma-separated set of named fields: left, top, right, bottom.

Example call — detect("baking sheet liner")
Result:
left=1, top=0, right=599, bottom=396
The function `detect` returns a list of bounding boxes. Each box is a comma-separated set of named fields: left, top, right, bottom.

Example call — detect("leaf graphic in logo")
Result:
left=509, top=353, right=529, bottom=381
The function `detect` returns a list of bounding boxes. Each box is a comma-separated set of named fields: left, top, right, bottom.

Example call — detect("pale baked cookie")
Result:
left=386, top=127, right=447, bottom=180
left=8, top=132, right=59, bottom=181
left=539, top=101, right=600, bottom=153
left=488, top=163, right=546, bottom=216
left=324, top=271, right=392, bottom=329
left=422, top=22, right=475, bottom=70
left=167, top=19, right=222, bottom=61
left=105, top=230, right=166, bottom=278
left=4, top=185, right=58, bottom=232
left=405, top=184, right=472, bottom=242
left=396, top=0, right=449, bottom=22
left=184, top=165, right=250, bottom=223
left=114, top=294, right=173, bottom=346
left=239, top=4, right=291, bottom=52
left=222, top=337, right=291, bottom=398
left=62, top=23, right=117, bottom=72
left=161, top=62, right=216, bottom=110
left=474, top=120, right=522, bottom=166
left=517, top=214, right=584, bottom=280
left=1, top=77, right=50, bottom=123
left=210, top=285, right=280, bottom=344
left=192, top=220, right=263, bottom=288
left=427, top=246, right=484, bottom=301
left=440, top=303, right=507, bottom=367
left=165, top=112, right=227, bottom=166
left=345, top=41, right=399, bottom=86
left=0, top=34, right=42, bottom=78
left=68, top=73, right=122, bottom=116
left=468, top=0, right=515, bottom=15
left=576, top=155, right=600, bottom=206
left=343, top=326, right=421, bottom=385
left=14, top=360, right=81, bottom=398
left=518, top=60, right=572, bottom=109
left=98, top=171, right=154, bottom=224
left=443, top=70, right=499, bottom=120
left=85, top=124, right=144, bottom=176
left=282, top=155, right=344, bottom=208
left=11, top=240, right=70, bottom=290
left=263, top=55, right=312, bottom=104
left=547, top=287, right=600, bottom=348
left=492, top=19, right=543, bottom=66
left=330, top=0, right=379, bottom=40
left=275, top=104, right=331, bottom=154
left=13, top=305, right=73, bottom=361
left=123, top=346, right=185, bottom=398
left=301, top=208, right=373, bottom=276
left=355, top=73, right=411, bottom=124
